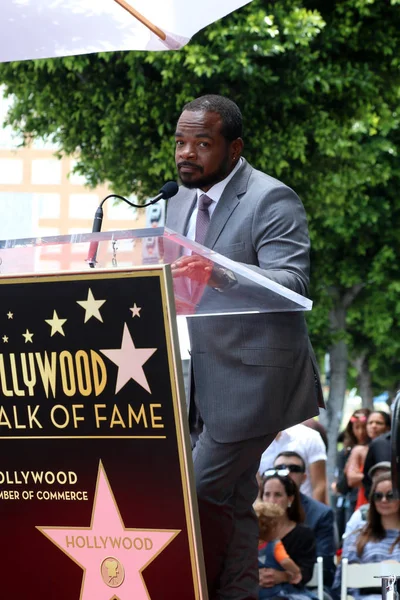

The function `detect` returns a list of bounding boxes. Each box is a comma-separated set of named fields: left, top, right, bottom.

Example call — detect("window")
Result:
left=31, top=159, right=62, bottom=185
left=34, top=193, right=61, bottom=218
left=0, top=158, right=23, bottom=184
left=0, top=192, right=34, bottom=239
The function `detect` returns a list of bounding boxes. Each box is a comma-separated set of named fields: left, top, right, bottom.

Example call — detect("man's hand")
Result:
left=259, top=568, right=288, bottom=588
left=170, top=254, right=213, bottom=283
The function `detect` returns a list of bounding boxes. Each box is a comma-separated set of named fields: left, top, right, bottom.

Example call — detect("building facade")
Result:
left=0, top=89, right=149, bottom=271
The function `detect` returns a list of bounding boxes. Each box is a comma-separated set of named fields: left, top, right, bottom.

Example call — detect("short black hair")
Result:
left=182, top=94, right=243, bottom=141
left=274, top=451, right=306, bottom=471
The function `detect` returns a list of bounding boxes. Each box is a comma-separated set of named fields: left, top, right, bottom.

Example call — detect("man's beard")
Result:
left=178, top=155, right=231, bottom=190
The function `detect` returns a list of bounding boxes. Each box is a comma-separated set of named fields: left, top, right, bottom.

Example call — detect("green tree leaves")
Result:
left=0, top=0, right=399, bottom=407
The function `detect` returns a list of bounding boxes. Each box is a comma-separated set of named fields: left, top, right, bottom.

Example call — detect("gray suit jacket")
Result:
left=166, top=158, right=323, bottom=443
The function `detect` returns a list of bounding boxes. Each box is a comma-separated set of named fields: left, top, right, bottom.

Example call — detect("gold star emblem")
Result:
left=22, top=329, right=34, bottom=343
left=7, top=312, right=13, bottom=319
left=129, top=303, right=141, bottom=318
left=45, top=310, right=67, bottom=337
left=2, top=335, right=8, bottom=343
left=76, top=288, right=106, bottom=323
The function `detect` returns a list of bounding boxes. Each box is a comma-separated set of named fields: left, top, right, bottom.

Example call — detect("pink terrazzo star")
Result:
left=38, top=463, right=179, bottom=600
left=100, top=323, right=157, bottom=394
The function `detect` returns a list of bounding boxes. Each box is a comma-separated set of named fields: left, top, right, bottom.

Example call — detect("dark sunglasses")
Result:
left=372, top=491, right=395, bottom=502
left=263, top=464, right=305, bottom=478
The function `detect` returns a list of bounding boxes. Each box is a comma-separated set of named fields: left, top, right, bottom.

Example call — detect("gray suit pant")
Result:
left=192, top=425, right=275, bottom=600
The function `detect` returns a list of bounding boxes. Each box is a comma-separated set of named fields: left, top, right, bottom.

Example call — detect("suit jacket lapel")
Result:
left=169, top=190, right=196, bottom=236
left=205, top=159, right=252, bottom=248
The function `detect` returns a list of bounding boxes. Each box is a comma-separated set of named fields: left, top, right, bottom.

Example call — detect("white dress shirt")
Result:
left=185, top=158, right=243, bottom=241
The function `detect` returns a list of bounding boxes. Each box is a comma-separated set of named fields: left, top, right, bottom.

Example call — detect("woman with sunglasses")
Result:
left=332, top=473, right=400, bottom=600
left=345, top=411, right=391, bottom=510
left=259, top=474, right=317, bottom=599
left=334, top=409, right=371, bottom=537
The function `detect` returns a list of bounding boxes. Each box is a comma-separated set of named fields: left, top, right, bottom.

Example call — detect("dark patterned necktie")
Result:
left=195, top=194, right=213, bottom=245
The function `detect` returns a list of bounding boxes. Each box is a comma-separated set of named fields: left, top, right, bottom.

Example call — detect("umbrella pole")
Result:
left=113, top=0, right=167, bottom=41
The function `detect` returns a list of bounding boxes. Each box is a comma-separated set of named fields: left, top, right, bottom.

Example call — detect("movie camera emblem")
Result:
left=100, top=556, right=125, bottom=588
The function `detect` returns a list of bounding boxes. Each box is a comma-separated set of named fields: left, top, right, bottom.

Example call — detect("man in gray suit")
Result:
left=166, top=95, right=323, bottom=600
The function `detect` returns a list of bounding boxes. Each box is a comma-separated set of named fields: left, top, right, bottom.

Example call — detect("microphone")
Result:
left=86, top=206, right=104, bottom=268
left=149, top=181, right=179, bottom=204
left=86, top=181, right=179, bottom=268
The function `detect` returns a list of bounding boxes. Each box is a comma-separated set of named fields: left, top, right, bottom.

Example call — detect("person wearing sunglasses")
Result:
left=258, top=423, right=328, bottom=503
left=343, top=461, right=392, bottom=540
left=269, top=451, right=336, bottom=588
left=332, top=472, right=400, bottom=600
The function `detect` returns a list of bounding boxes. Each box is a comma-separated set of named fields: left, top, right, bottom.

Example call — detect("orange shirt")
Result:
left=258, top=540, right=290, bottom=564
left=274, top=540, right=290, bottom=562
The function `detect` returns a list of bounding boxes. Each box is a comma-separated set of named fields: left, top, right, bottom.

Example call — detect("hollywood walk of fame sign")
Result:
left=0, top=267, right=206, bottom=599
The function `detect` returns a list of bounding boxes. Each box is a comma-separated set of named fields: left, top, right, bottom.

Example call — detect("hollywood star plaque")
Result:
left=0, top=267, right=207, bottom=599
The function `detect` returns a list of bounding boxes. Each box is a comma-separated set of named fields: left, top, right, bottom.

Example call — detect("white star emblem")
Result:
left=100, top=323, right=157, bottom=394
left=7, top=312, right=13, bottom=319
left=45, top=311, right=67, bottom=337
left=76, top=288, right=106, bottom=323
left=22, top=329, right=34, bottom=343
left=129, top=302, right=141, bottom=318
left=2, top=335, right=8, bottom=343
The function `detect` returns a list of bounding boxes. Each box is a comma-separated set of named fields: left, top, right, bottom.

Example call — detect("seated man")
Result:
left=259, top=424, right=328, bottom=503
left=265, top=450, right=336, bottom=588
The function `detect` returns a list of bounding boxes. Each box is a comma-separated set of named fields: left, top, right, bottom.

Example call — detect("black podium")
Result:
left=0, top=227, right=312, bottom=599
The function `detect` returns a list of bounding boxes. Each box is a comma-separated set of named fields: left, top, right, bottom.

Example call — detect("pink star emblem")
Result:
left=38, top=463, right=179, bottom=600
left=100, top=323, right=157, bottom=394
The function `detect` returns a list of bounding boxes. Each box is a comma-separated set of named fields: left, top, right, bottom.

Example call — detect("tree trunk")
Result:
left=319, top=284, right=364, bottom=488
left=319, top=307, right=348, bottom=487
left=353, top=352, right=374, bottom=410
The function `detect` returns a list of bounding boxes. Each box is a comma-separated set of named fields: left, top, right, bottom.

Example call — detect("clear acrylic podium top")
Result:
left=0, top=227, right=312, bottom=317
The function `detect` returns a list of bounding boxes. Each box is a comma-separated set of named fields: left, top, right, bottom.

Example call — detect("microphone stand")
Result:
left=87, top=184, right=178, bottom=268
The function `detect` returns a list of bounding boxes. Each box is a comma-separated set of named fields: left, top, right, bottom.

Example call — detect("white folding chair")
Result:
left=340, top=558, right=400, bottom=600
left=306, top=556, right=324, bottom=600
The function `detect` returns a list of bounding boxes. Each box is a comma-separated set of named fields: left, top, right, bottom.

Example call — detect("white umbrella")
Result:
left=1, top=0, right=252, bottom=62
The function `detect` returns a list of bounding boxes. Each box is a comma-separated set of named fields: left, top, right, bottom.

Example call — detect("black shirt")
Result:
left=363, top=432, right=391, bottom=496
left=282, top=523, right=317, bottom=585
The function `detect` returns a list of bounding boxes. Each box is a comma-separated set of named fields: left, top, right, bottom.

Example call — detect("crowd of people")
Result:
left=256, top=411, right=398, bottom=600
